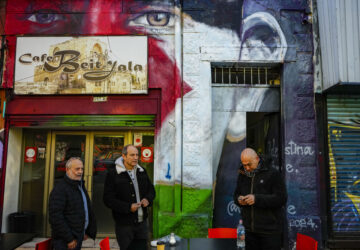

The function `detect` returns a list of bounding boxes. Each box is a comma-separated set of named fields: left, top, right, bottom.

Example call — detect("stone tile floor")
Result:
left=15, top=238, right=120, bottom=250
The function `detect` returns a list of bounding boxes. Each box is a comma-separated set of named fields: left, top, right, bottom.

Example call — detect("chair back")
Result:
left=296, top=233, right=318, bottom=250
left=208, top=228, right=237, bottom=238
left=35, top=238, right=52, bottom=250
left=99, top=237, right=110, bottom=250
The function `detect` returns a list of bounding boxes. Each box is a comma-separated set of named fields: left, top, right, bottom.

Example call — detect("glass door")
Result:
left=90, top=133, right=128, bottom=236
left=45, top=130, right=154, bottom=237
left=46, top=132, right=90, bottom=236
left=50, top=133, right=88, bottom=188
left=132, top=131, right=155, bottom=236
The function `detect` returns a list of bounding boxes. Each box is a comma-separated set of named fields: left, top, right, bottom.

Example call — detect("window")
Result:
left=211, top=62, right=281, bottom=85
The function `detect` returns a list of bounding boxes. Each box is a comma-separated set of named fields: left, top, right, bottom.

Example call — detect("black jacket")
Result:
left=233, top=160, right=287, bottom=233
left=49, top=175, right=97, bottom=243
left=103, top=163, right=155, bottom=226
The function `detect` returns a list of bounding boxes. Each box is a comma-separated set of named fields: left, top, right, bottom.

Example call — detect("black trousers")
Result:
left=115, top=221, right=148, bottom=250
left=245, top=231, right=282, bottom=250
left=52, top=235, right=83, bottom=250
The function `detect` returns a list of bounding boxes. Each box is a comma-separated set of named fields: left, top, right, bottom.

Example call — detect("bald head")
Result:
left=241, top=148, right=259, bottom=172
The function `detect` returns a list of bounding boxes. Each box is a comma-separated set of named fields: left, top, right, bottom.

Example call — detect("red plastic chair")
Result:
left=208, top=228, right=237, bottom=238
left=35, top=238, right=52, bottom=250
left=99, top=237, right=110, bottom=250
left=296, top=233, right=318, bottom=250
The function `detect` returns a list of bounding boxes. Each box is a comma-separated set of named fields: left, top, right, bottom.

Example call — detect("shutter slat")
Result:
left=327, top=96, right=360, bottom=233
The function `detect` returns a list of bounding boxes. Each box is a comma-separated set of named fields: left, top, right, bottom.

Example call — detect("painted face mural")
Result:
left=5, top=0, right=293, bottom=236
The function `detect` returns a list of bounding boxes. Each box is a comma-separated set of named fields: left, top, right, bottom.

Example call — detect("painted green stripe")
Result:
left=153, top=184, right=212, bottom=238
left=41, top=115, right=155, bottom=127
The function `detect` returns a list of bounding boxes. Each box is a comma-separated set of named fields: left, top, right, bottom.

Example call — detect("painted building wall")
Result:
left=0, top=0, right=318, bottom=248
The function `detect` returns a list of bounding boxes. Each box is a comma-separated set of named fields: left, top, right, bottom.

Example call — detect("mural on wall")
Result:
left=212, top=89, right=281, bottom=228
left=328, top=124, right=360, bottom=232
left=15, top=36, right=148, bottom=94
left=2, top=0, right=316, bottom=245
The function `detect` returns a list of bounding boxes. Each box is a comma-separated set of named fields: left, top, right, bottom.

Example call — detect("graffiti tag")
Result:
left=286, top=164, right=299, bottom=174
left=285, top=141, right=314, bottom=156
left=165, top=163, right=171, bottom=179
left=227, top=200, right=241, bottom=216
left=289, top=218, right=318, bottom=230
left=286, top=164, right=294, bottom=173
left=287, top=205, right=296, bottom=215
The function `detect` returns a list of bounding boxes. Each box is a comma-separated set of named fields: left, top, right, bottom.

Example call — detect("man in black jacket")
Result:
left=234, top=148, right=287, bottom=250
left=49, top=157, right=97, bottom=250
left=103, top=144, right=155, bottom=250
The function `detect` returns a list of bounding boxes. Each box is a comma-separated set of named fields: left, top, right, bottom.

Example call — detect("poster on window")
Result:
left=134, top=133, right=143, bottom=147
left=24, top=147, right=37, bottom=163
left=14, top=36, right=148, bottom=95
left=141, top=147, right=153, bottom=163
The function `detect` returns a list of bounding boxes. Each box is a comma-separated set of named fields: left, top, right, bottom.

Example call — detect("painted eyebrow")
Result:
left=25, top=2, right=70, bottom=12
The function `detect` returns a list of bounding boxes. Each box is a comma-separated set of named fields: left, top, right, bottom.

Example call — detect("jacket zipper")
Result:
left=251, top=174, right=255, bottom=232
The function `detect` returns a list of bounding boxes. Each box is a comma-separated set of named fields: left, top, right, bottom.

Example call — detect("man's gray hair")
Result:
left=65, top=157, right=82, bottom=169
left=122, top=144, right=136, bottom=155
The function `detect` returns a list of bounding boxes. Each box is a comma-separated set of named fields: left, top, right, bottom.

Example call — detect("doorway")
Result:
left=246, top=112, right=281, bottom=171
left=18, top=130, right=154, bottom=237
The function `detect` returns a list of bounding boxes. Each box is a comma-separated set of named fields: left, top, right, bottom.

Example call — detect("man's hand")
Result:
left=83, top=234, right=88, bottom=241
left=140, top=198, right=149, bottom=207
left=237, top=196, right=247, bottom=205
left=67, top=239, right=77, bottom=249
left=130, top=203, right=141, bottom=212
left=243, top=194, right=255, bottom=205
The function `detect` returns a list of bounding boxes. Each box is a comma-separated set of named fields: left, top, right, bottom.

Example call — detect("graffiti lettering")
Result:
left=285, top=141, right=314, bottom=156
left=286, top=164, right=294, bottom=173
left=287, top=205, right=296, bottom=215
left=286, top=164, right=299, bottom=174
left=227, top=200, right=241, bottom=216
left=267, top=138, right=279, bottom=158
left=165, top=163, right=171, bottom=179
left=289, top=218, right=318, bottom=230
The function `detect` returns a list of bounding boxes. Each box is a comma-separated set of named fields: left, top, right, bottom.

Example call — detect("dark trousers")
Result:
left=52, top=235, right=83, bottom=250
left=115, top=221, right=148, bottom=250
left=245, top=231, right=282, bottom=250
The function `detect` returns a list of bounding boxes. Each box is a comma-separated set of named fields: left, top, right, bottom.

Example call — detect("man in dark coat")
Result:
left=49, top=157, right=97, bottom=250
left=234, top=148, right=287, bottom=250
left=103, top=144, right=155, bottom=250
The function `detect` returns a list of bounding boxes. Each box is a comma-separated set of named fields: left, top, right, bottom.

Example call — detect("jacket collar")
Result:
left=115, top=157, right=144, bottom=174
left=64, top=173, right=84, bottom=187
left=239, top=158, right=268, bottom=177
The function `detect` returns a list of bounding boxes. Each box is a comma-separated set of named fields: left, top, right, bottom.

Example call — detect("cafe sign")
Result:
left=15, top=36, right=148, bottom=95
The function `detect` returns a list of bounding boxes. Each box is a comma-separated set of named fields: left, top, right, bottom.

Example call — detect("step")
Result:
left=15, top=238, right=120, bottom=250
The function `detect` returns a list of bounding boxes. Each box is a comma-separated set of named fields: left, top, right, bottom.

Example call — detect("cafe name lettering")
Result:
left=18, top=50, right=144, bottom=81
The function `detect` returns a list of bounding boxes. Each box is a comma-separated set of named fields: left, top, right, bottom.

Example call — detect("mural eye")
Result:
left=27, top=10, right=64, bottom=24
left=147, top=13, right=170, bottom=26
left=128, top=11, right=174, bottom=28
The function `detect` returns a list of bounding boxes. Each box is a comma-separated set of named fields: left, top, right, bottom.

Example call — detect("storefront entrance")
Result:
left=17, top=129, right=154, bottom=237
